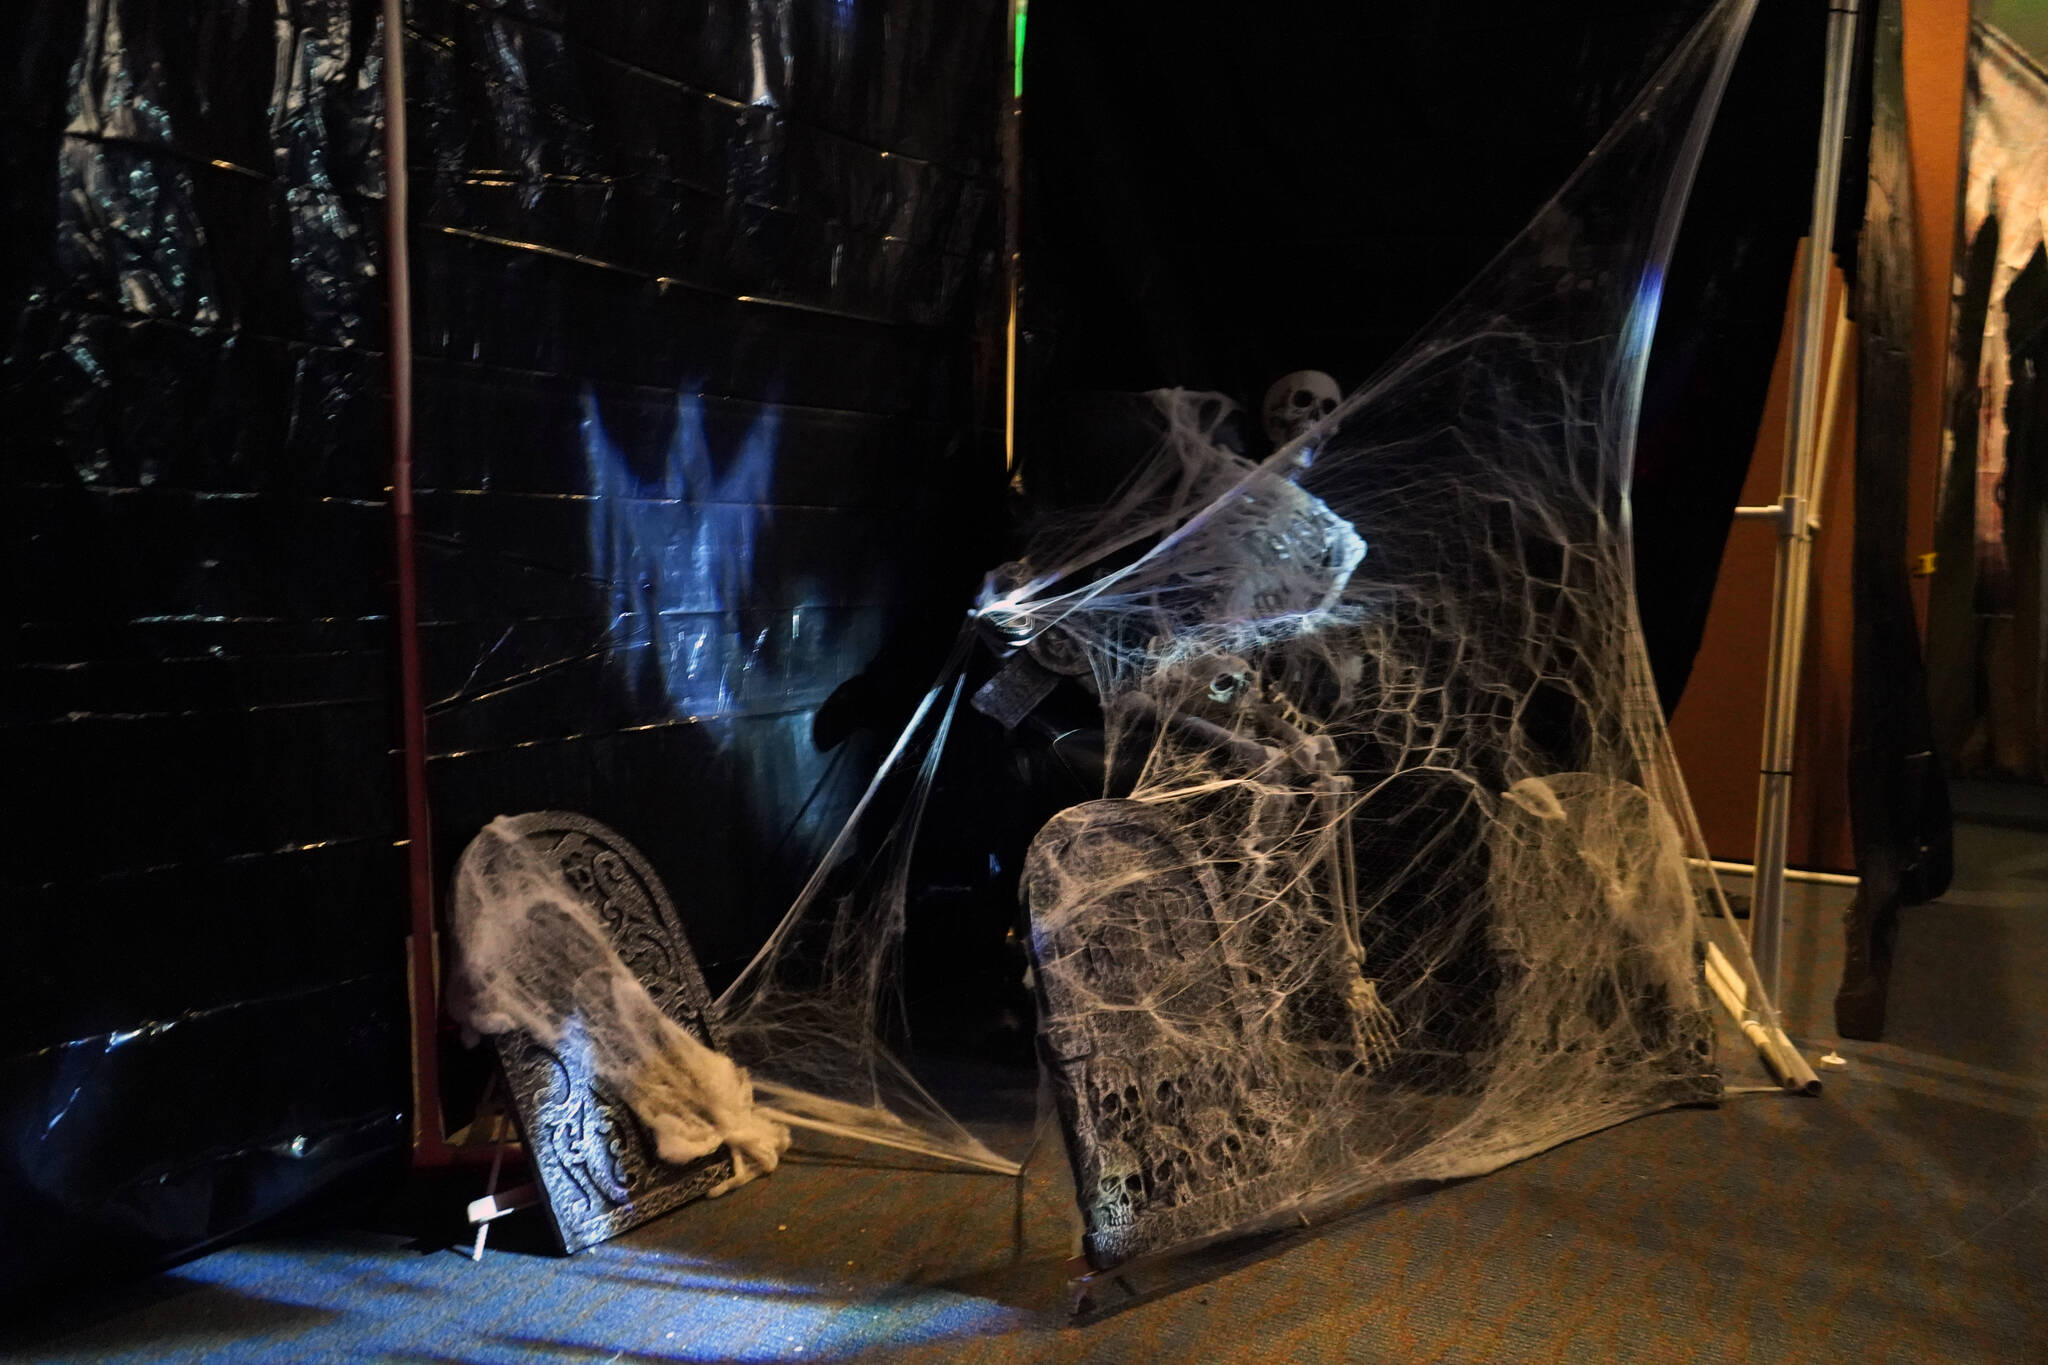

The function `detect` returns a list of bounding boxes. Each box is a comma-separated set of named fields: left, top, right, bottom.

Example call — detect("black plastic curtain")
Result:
left=1017, top=0, right=1828, bottom=711
left=2, top=0, right=1005, bottom=1302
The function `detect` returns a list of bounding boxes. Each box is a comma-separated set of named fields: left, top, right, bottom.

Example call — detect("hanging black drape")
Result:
left=1835, top=0, right=1955, bottom=1039
left=1018, top=0, right=1828, bottom=711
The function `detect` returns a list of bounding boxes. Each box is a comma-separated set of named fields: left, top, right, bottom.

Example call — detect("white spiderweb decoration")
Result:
left=456, top=0, right=1787, bottom=1271
left=450, top=818, right=792, bottom=1195
left=962, top=0, right=1771, bottom=1264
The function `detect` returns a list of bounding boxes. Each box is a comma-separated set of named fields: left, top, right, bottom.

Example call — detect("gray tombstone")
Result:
left=475, top=811, right=734, bottom=1253
left=1023, top=798, right=1299, bottom=1269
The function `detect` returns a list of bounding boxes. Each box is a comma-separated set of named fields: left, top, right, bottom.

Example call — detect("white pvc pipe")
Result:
left=1702, top=943, right=1822, bottom=1095
left=1695, top=857, right=1860, bottom=888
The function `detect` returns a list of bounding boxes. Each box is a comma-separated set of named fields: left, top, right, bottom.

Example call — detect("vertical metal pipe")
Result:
left=1002, top=1, right=1027, bottom=476
left=1749, top=0, right=1862, bottom=1009
left=381, top=0, right=443, bottom=1162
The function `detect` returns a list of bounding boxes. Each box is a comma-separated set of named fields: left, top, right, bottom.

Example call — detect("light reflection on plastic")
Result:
left=1622, top=265, right=1665, bottom=374
left=749, top=25, right=777, bottom=107
left=583, top=385, right=781, bottom=723
left=42, top=1084, right=86, bottom=1137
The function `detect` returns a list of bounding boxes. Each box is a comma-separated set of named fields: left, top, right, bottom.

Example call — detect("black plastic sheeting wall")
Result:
left=1017, top=0, right=1829, bottom=710
left=2, top=0, right=1005, bottom=1301
left=4, top=0, right=406, bottom=1303
left=400, top=0, right=1005, bottom=990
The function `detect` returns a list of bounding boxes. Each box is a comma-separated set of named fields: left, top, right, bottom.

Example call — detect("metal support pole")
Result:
left=380, top=0, right=443, bottom=1163
left=1002, top=1, right=1026, bottom=477
left=1749, top=0, right=1863, bottom=1009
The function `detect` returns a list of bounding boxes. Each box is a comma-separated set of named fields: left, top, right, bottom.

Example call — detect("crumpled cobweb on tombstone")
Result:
left=450, top=817, right=792, bottom=1195
left=453, top=0, right=1783, bottom=1269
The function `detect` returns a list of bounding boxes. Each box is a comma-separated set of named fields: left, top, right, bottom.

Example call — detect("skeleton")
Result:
left=1024, top=653, right=1402, bottom=1267
left=1017, top=431, right=1402, bottom=1266
left=1261, top=369, right=1342, bottom=449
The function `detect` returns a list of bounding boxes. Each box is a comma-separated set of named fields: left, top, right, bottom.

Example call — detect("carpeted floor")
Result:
left=5, top=805, right=2044, bottom=1363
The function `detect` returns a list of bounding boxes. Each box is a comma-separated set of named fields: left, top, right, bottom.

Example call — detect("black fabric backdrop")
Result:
left=2, top=0, right=1005, bottom=1302
left=1017, top=0, right=1827, bottom=711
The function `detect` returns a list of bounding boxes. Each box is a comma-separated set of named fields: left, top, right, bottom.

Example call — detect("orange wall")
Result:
left=1669, top=0, right=1967, bottom=869
left=1670, top=262, right=1860, bottom=869
left=1901, top=0, right=1970, bottom=630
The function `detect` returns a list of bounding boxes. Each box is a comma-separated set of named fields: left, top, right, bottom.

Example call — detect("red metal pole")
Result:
left=380, top=0, right=448, bottom=1166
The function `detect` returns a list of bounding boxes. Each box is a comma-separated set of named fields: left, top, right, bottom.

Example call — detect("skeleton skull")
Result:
left=1261, top=370, right=1341, bottom=448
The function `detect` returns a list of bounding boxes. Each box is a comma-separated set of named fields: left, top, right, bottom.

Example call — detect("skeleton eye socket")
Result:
left=1318, top=398, right=1337, bottom=415
left=1292, top=389, right=1313, bottom=406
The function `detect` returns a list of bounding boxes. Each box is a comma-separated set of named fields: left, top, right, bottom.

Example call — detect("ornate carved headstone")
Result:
left=477, top=811, right=733, bottom=1253
left=1023, top=798, right=1295, bottom=1269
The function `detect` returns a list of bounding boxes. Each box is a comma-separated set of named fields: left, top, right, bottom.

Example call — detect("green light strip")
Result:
left=1013, top=3, right=1027, bottom=98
